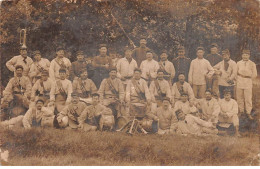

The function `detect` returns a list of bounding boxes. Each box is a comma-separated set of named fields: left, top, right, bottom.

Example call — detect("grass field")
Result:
left=0, top=128, right=259, bottom=166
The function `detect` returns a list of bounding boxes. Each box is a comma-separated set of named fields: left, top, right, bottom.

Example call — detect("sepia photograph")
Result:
left=0, top=0, right=259, bottom=166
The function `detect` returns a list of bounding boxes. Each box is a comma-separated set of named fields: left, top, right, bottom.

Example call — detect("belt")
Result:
left=238, top=74, right=251, bottom=79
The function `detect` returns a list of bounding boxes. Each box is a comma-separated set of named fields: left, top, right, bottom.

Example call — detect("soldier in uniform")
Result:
left=172, top=46, right=191, bottom=83
left=69, top=50, right=94, bottom=81
left=117, top=47, right=138, bottom=89
left=196, top=90, right=220, bottom=125
left=23, top=98, right=54, bottom=129
left=72, top=70, right=97, bottom=99
left=158, top=50, right=175, bottom=85
left=132, top=36, right=158, bottom=67
left=140, top=50, right=159, bottom=86
left=78, top=93, right=112, bottom=132
left=49, top=46, right=71, bottom=80
left=171, top=73, right=195, bottom=105
left=98, top=67, right=125, bottom=123
left=28, top=50, right=50, bottom=85
left=173, top=93, right=197, bottom=115
left=205, top=43, right=222, bottom=93
left=49, top=68, right=73, bottom=114
left=125, top=68, right=151, bottom=117
left=188, top=47, right=215, bottom=98
left=56, top=92, right=86, bottom=129
left=149, top=69, right=172, bottom=113
left=31, top=70, right=52, bottom=106
left=91, top=44, right=112, bottom=88
left=236, top=49, right=257, bottom=120
left=214, top=49, right=237, bottom=98
left=2, top=65, right=32, bottom=113
left=147, top=97, right=178, bottom=135
left=6, top=46, right=33, bottom=78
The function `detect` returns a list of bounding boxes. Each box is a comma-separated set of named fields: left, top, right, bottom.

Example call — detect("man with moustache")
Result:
left=158, top=50, right=175, bottom=85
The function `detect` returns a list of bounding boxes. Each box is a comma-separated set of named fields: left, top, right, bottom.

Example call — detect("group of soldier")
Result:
left=0, top=36, right=258, bottom=137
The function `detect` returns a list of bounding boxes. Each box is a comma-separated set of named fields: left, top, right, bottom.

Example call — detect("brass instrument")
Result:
left=20, top=29, right=27, bottom=48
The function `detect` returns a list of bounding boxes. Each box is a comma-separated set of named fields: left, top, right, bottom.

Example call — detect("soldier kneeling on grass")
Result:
left=56, top=92, right=86, bottom=129
left=78, top=93, right=114, bottom=132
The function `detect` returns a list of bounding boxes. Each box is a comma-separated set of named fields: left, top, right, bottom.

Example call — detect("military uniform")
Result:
left=57, top=102, right=86, bottom=129
left=6, top=55, right=33, bottom=77
left=72, top=77, right=97, bottom=98
left=31, top=78, right=53, bottom=105
left=98, top=77, right=124, bottom=120
left=91, top=55, right=112, bottom=88
left=23, top=106, right=54, bottom=129
left=50, top=79, right=73, bottom=114
left=140, top=59, right=159, bottom=82
left=29, top=58, right=50, bottom=84
left=171, top=81, right=195, bottom=104
left=49, top=57, right=71, bottom=80
left=158, top=60, right=175, bottom=85
left=172, top=56, right=191, bottom=83
left=69, top=60, right=94, bottom=81
left=218, top=98, right=239, bottom=127
left=132, top=47, right=157, bottom=67
left=173, top=100, right=197, bottom=115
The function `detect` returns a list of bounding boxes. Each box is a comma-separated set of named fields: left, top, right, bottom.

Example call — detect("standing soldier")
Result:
left=171, top=73, right=195, bottom=105
left=49, top=46, right=71, bottom=81
left=188, top=47, right=215, bottom=98
left=132, top=36, right=158, bottom=67
left=140, top=50, right=159, bottom=86
left=98, top=68, right=125, bottom=123
left=236, top=49, right=257, bottom=120
left=29, top=50, right=50, bottom=85
left=92, top=44, right=112, bottom=88
left=6, top=46, right=33, bottom=78
left=125, top=68, right=151, bottom=117
left=2, top=65, right=32, bottom=116
left=49, top=68, right=73, bottom=114
left=158, top=50, right=175, bottom=85
left=56, top=93, right=86, bottom=129
left=172, top=46, right=191, bottom=83
left=214, top=49, right=237, bottom=98
left=149, top=69, right=172, bottom=113
left=31, top=70, right=52, bottom=106
left=205, top=43, right=222, bottom=93
left=116, top=47, right=138, bottom=89
left=72, top=70, right=97, bottom=99
left=69, top=50, right=92, bottom=81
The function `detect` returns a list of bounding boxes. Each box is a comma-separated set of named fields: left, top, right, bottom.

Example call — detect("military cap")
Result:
left=242, top=49, right=250, bottom=55
left=99, top=44, right=107, bottom=48
left=56, top=45, right=65, bottom=52
left=222, top=49, right=230, bottom=55
left=146, top=50, right=153, bottom=54
left=20, top=45, right=27, bottom=50
left=91, top=92, right=100, bottom=97
left=178, top=46, right=185, bottom=51
left=36, top=98, right=45, bottom=104
left=71, top=92, right=79, bottom=97
left=59, top=68, right=66, bottom=73
left=76, top=50, right=84, bottom=56
left=109, top=67, right=117, bottom=72
left=33, top=50, right=41, bottom=56
left=210, top=43, right=218, bottom=48
left=223, top=89, right=232, bottom=95
left=134, top=68, right=142, bottom=73
left=161, top=49, right=168, bottom=54
left=15, top=65, right=24, bottom=70
left=41, top=70, right=49, bottom=75
left=163, top=97, right=171, bottom=102
left=196, top=46, right=205, bottom=51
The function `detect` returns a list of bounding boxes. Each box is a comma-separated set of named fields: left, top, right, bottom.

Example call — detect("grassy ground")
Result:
left=0, top=128, right=259, bottom=166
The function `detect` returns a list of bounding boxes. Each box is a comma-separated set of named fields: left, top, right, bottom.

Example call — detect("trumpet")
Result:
left=20, top=29, right=27, bottom=48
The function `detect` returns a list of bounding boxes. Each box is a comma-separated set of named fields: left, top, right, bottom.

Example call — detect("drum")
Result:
left=116, top=116, right=130, bottom=130
left=140, top=118, right=153, bottom=132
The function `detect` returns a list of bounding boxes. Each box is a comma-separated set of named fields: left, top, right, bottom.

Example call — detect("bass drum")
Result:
left=140, top=118, right=153, bottom=132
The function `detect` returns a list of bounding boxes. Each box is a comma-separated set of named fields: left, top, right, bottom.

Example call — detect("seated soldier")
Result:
left=72, top=69, right=97, bottom=100
left=23, top=98, right=54, bottom=129
left=196, top=90, right=220, bottom=125
left=173, top=93, right=197, bottom=115
left=149, top=69, right=172, bottom=112
left=147, top=97, right=178, bottom=135
left=78, top=93, right=112, bottom=132
left=171, top=73, right=195, bottom=105
left=173, top=108, right=218, bottom=135
left=2, top=65, right=32, bottom=115
left=31, top=70, right=52, bottom=107
left=125, top=68, right=151, bottom=118
left=218, top=90, right=240, bottom=137
left=49, top=68, right=73, bottom=115
left=98, top=67, right=124, bottom=123
left=56, top=92, right=86, bottom=129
